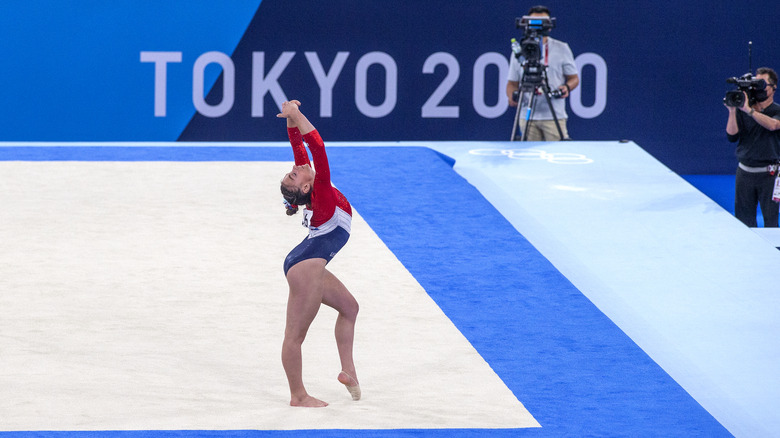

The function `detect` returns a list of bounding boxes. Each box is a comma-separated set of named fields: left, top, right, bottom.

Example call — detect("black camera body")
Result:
left=514, top=16, right=555, bottom=62
left=514, top=15, right=555, bottom=87
left=724, top=73, right=767, bottom=107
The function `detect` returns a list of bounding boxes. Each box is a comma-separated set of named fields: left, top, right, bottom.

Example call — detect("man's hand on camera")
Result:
left=739, top=92, right=752, bottom=113
left=558, top=85, right=570, bottom=99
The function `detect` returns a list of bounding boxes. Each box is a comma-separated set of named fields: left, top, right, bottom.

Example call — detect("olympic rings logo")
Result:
left=468, top=148, right=593, bottom=164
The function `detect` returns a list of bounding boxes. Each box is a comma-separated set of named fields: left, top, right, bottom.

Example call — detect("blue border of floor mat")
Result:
left=0, top=146, right=730, bottom=437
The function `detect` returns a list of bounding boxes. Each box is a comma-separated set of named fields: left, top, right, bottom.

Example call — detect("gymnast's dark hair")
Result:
left=281, top=183, right=311, bottom=216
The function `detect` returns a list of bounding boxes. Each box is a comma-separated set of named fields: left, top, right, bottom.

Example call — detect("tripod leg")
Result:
left=511, top=89, right=532, bottom=141
left=544, top=91, right=565, bottom=140
left=510, top=100, right=522, bottom=141
left=539, top=68, right=566, bottom=140
left=522, top=91, right=537, bottom=141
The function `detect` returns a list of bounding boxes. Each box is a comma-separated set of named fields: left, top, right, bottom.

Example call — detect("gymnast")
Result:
left=277, top=100, right=360, bottom=407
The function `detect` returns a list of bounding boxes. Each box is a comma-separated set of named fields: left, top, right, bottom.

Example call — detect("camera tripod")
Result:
left=510, top=63, right=565, bottom=141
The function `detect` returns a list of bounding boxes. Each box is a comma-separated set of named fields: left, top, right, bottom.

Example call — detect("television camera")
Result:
left=723, top=73, right=768, bottom=108
left=510, top=15, right=565, bottom=141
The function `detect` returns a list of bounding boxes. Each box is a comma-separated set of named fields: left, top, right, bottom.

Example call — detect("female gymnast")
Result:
left=277, top=100, right=360, bottom=407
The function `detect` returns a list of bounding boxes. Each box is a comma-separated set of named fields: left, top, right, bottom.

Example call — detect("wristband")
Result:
left=749, top=108, right=755, bottom=116
left=564, top=83, right=571, bottom=92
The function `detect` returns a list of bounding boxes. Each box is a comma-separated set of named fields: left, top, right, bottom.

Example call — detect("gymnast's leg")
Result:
left=321, top=269, right=361, bottom=399
left=282, top=258, right=328, bottom=407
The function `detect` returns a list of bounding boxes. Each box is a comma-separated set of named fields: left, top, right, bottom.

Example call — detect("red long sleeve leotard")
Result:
left=287, top=127, right=352, bottom=237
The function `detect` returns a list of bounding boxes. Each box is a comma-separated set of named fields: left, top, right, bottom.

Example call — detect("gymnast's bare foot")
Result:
left=290, top=394, right=328, bottom=407
left=338, top=370, right=361, bottom=401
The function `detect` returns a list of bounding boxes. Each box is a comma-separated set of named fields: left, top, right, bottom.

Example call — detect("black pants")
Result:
left=735, top=167, right=779, bottom=227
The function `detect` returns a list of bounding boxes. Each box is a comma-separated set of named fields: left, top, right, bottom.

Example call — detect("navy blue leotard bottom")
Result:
left=283, top=227, right=350, bottom=276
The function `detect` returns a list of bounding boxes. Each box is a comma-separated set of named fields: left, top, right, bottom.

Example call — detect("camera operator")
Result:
left=726, top=67, right=780, bottom=227
left=506, top=5, right=579, bottom=141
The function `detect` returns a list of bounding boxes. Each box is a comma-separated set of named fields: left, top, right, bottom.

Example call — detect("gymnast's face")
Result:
left=282, top=163, right=315, bottom=194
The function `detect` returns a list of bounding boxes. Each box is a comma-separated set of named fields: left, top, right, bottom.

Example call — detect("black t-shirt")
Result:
left=727, top=102, right=780, bottom=167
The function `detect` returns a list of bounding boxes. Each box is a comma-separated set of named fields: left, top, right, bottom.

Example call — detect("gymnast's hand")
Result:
left=277, top=100, right=302, bottom=118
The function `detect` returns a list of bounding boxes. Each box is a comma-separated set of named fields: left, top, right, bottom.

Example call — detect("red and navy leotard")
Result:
left=288, top=127, right=352, bottom=237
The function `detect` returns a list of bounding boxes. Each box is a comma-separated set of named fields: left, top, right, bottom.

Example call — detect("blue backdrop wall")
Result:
left=1, top=0, right=778, bottom=174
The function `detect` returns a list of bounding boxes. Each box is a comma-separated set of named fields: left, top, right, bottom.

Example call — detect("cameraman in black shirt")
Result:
left=726, top=67, right=780, bottom=227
